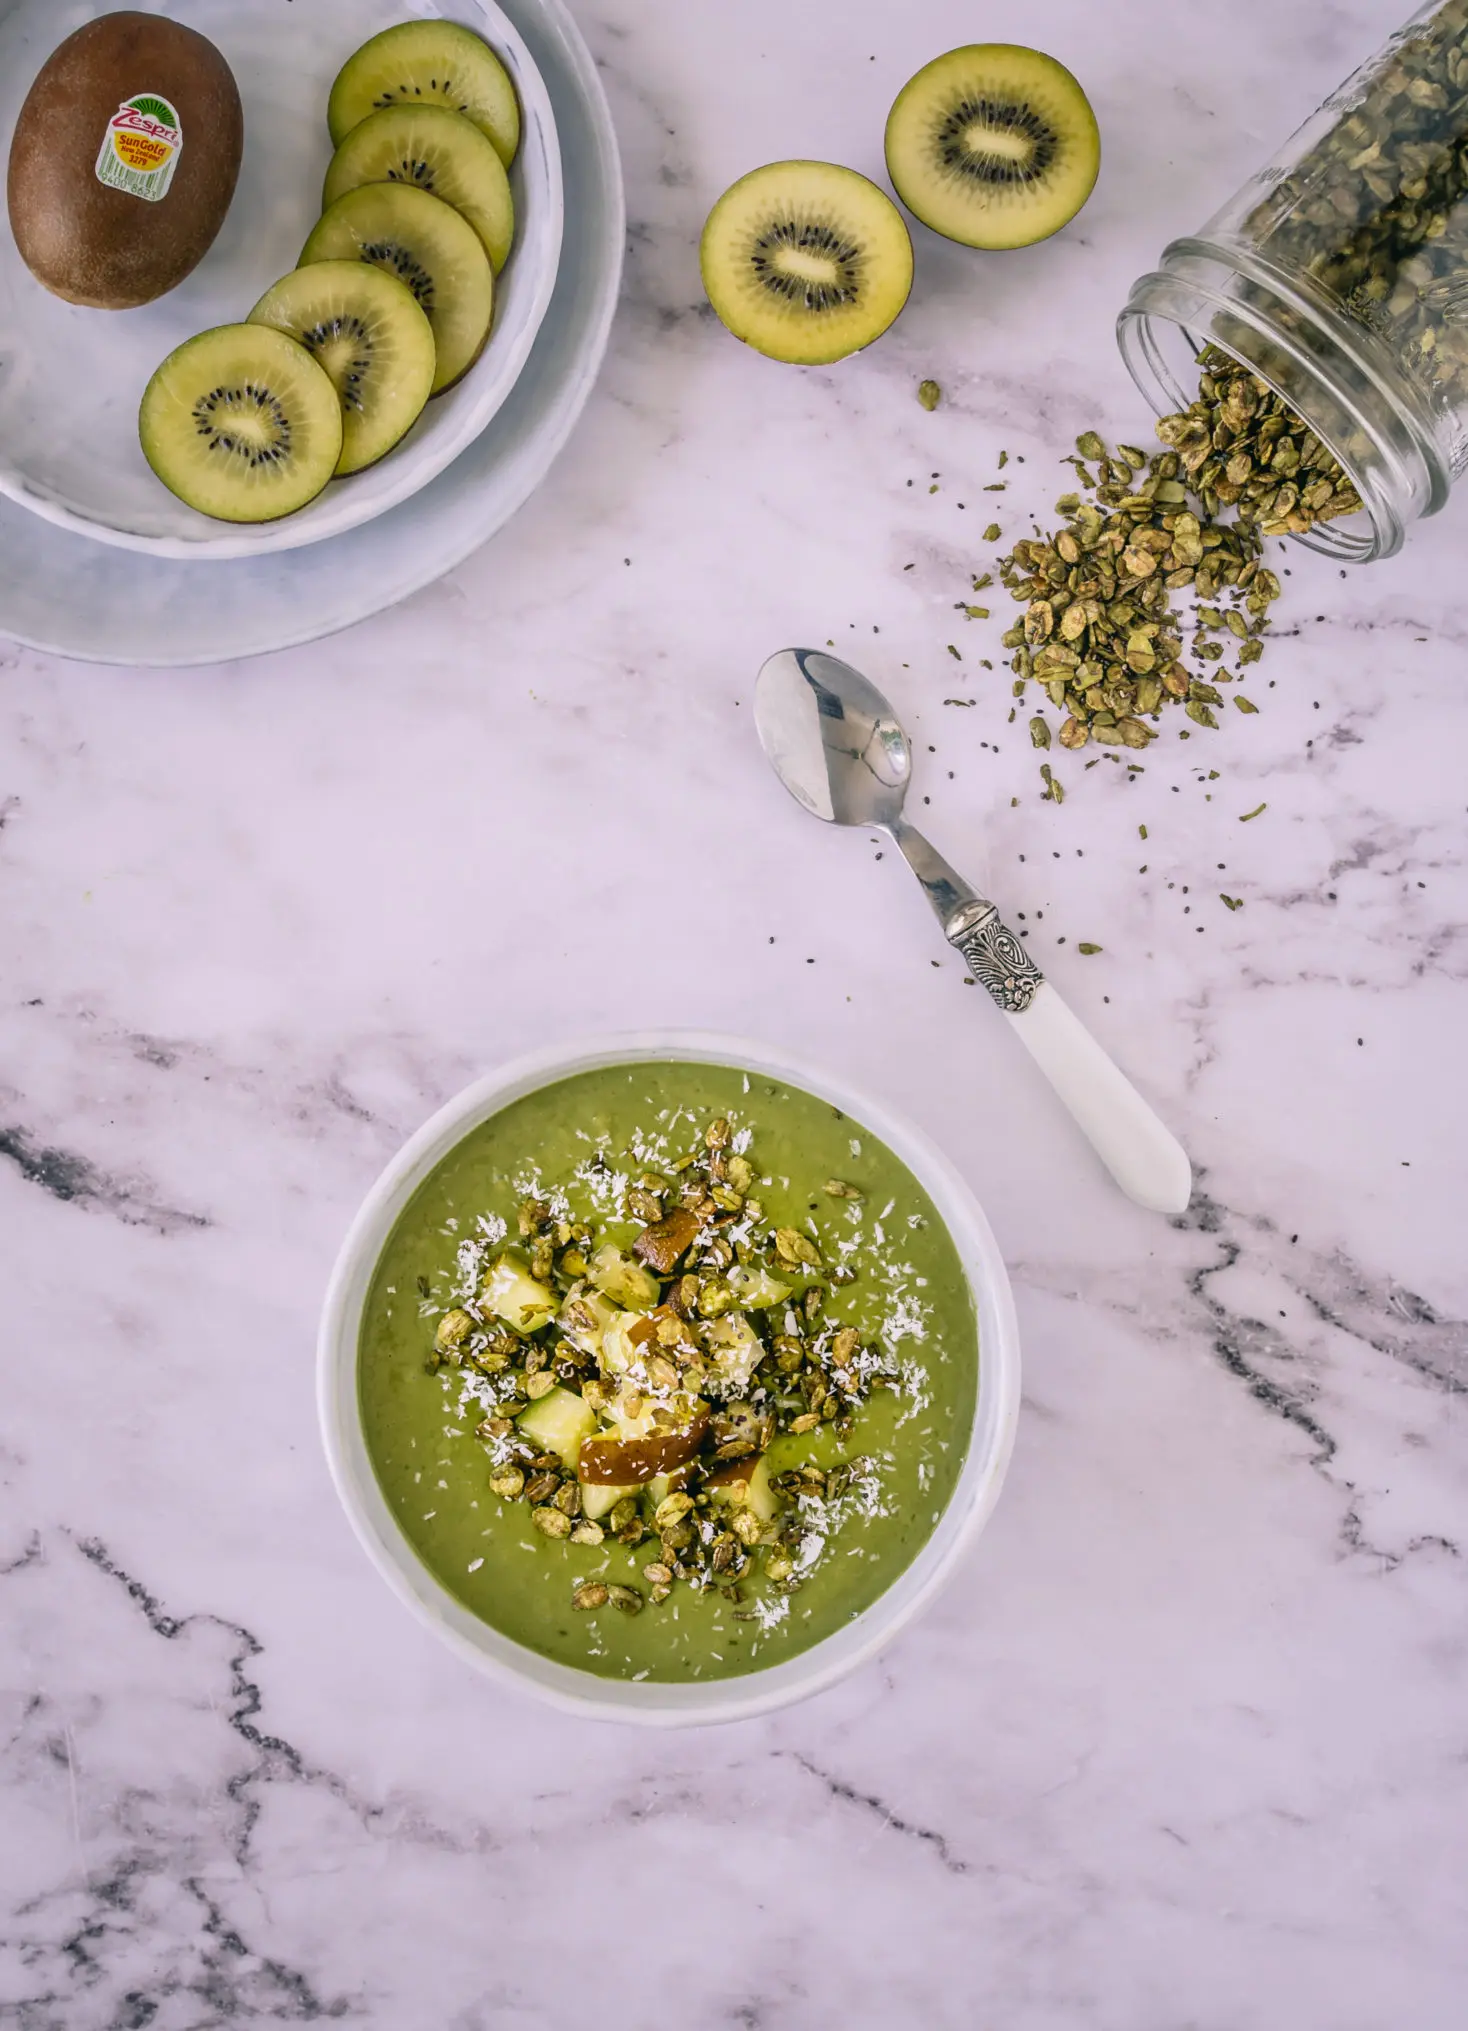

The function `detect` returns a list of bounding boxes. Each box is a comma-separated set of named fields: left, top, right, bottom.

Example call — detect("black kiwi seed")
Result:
left=192, top=383, right=294, bottom=467
left=361, top=238, right=436, bottom=314
left=299, top=317, right=374, bottom=412
left=751, top=220, right=864, bottom=311
left=935, top=97, right=1059, bottom=187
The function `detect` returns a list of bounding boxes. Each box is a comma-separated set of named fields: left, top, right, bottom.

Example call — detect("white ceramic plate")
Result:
left=318, top=1033, right=1023, bottom=1727
left=0, top=0, right=563, bottom=558
left=0, top=0, right=620, bottom=664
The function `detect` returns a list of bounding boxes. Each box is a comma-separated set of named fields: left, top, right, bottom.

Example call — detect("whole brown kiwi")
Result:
left=7, top=11, right=243, bottom=310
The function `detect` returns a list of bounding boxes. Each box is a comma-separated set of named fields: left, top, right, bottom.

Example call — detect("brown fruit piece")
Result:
left=578, top=1412, right=711, bottom=1486
left=632, top=1208, right=702, bottom=1274
left=7, top=12, right=243, bottom=310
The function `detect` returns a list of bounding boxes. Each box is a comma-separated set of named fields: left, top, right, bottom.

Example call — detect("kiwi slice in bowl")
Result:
left=247, top=261, right=436, bottom=476
left=328, top=20, right=520, bottom=167
left=323, top=105, right=514, bottom=272
left=885, top=45, right=1099, bottom=250
left=138, top=325, right=343, bottom=523
left=700, top=160, right=913, bottom=366
left=300, top=184, right=494, bottom=396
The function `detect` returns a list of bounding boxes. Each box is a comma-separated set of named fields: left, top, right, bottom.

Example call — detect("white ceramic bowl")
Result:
left=318, top=1031, right=1022, bottom=1727
left=0, top=0, right=563, bottom=559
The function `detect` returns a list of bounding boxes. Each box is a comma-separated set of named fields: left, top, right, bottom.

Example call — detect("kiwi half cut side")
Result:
left=885, top=44, right=1099, bottom=250
left=328, top=20, right=520, bottom=166
left=139, top=324, right=343, bottom=522
left=300, top=184, right=493, bottom=395
left=323, top=105, right=514, bottom=271
left=247, top=261, right=435, bottom=476
left=700, top=160, right=913, bottom=366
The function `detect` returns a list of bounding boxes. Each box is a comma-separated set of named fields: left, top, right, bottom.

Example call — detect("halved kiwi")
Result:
left=247, top=261, right=435, bottom=476
left=300, top=183, right=493, bottom=395
left=328, top=20, right=520, bottom=166
left=700, top=160, right=913, bottom=366
left=322, top=105, right=514, bottom=272
left=885, top=45, right=1099, bottom=250
left=139, top=324, right=342, bottom=522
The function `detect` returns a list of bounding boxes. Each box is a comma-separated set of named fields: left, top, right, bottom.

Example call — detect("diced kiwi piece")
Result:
left=726, top=1264, right=791, bottom=1309
left=580, top=1479, right=637, bottom=1523
left=703, top=1313, right=762, bottom=1391
left=300, top=183, right=494, bottom=395
left=517, top=1386, right=596, bottom=1472
left=482, top=1253, right=557, bottom=1334
left=700, top=159, right=913, bottom=366
left=328, top=19, right=520, bottom=167
left=246, top=261, right=434, bottom=477
left=322, top=105, right=514, bottom=272
left=884, top=44, right=1099, bottom=250
left=706, top=1453, right=779, bottom=1524
left=138, top=323, right=342, bottom=523
left=558, top=1285, right=619, bottom=1355
left=589, top=1243, right=660, bottom=1312
left=597, top=1311, right=642, bottom=1381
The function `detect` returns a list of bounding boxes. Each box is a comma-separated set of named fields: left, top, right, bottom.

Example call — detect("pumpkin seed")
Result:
left=434, top=1309, right=474, bottom=1353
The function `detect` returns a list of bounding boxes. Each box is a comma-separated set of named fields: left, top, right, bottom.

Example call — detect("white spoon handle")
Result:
left=1002, top=982, right=1192, bottom=1214
left=944, top=899, right=1191, bottom=1215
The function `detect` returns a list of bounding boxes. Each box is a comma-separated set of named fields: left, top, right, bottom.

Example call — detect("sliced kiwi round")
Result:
left=139, top=325, right=342, bottom=523
left=247, top=261, right=435, bottom=477
left=300, top=184, right=493, bottom=395
left=323, top=105, right=514, bottom=272
left=328, top=20, right=520, bottom=166
left=885, top=44, right=1099, bottom=250
left=700, top=160, right=913, bottom=366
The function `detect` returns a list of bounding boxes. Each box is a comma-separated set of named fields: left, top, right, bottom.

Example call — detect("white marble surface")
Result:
left=3, top=0, right=1467, bottom=2023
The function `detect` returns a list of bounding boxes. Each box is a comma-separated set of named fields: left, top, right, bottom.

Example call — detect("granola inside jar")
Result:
left=1120, top=0, right=1468, bottom=560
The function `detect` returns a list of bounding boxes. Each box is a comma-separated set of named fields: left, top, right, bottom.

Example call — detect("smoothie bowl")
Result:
left=319, top=1033, right=1020, bottom=1724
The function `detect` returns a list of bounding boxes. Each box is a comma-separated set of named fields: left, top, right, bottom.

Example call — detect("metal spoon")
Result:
left=754, top=647, right=1192, bottom=1215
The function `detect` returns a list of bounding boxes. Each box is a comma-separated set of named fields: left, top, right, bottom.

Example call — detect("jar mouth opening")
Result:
left=1117, top=302, right=1380, bottom=563
left=1117, top=238, right=1449, bottom=565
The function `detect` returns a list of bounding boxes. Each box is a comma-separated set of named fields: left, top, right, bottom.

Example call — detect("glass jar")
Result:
left=1119, top=0, right=1468, bottom=560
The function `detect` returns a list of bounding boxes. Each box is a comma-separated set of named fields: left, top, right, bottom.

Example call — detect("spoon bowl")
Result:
left=754, top=648, right=911, bottom=828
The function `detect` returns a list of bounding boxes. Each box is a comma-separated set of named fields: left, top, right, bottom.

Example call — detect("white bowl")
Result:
left=318, top=1031, right=1022, bottom=1727
left=0, top=0, right=563, bottom=559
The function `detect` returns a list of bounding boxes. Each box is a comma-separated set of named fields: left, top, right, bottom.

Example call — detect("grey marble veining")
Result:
left=2, top=0, right=1466, bottom=2025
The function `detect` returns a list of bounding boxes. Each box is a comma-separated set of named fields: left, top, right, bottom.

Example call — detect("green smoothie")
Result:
left=358, top=1061, right=978, bottom=1682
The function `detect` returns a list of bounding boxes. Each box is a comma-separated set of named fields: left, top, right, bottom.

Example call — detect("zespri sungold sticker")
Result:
left=94, top=93, right=183, bottom=202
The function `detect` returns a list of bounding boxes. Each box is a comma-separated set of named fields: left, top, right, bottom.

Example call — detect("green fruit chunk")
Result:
left=700, top=159, right=913, bottom=366
left=885, top=44, right=1099, bottom=250
left=328, top=19, right=520, bottom=166
left=482, top=1253, right=557, bottom=1334
left=517, top=1387, right=596, bottom=1472
left=588, top=1243, right=660, bottom=1313
left=579, top=1479, right=638, bottom=1523
left=705, top=1453, right=779, bottom=1524
left=323, top=104, right=514, bottom=272
left=247, top=261, right=435, bottom=477
left=726, top=1264, right=791, bottom=1309
left=138, top=324, right=342, bottom=523
left=300, top=183, right=494, bottom=395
